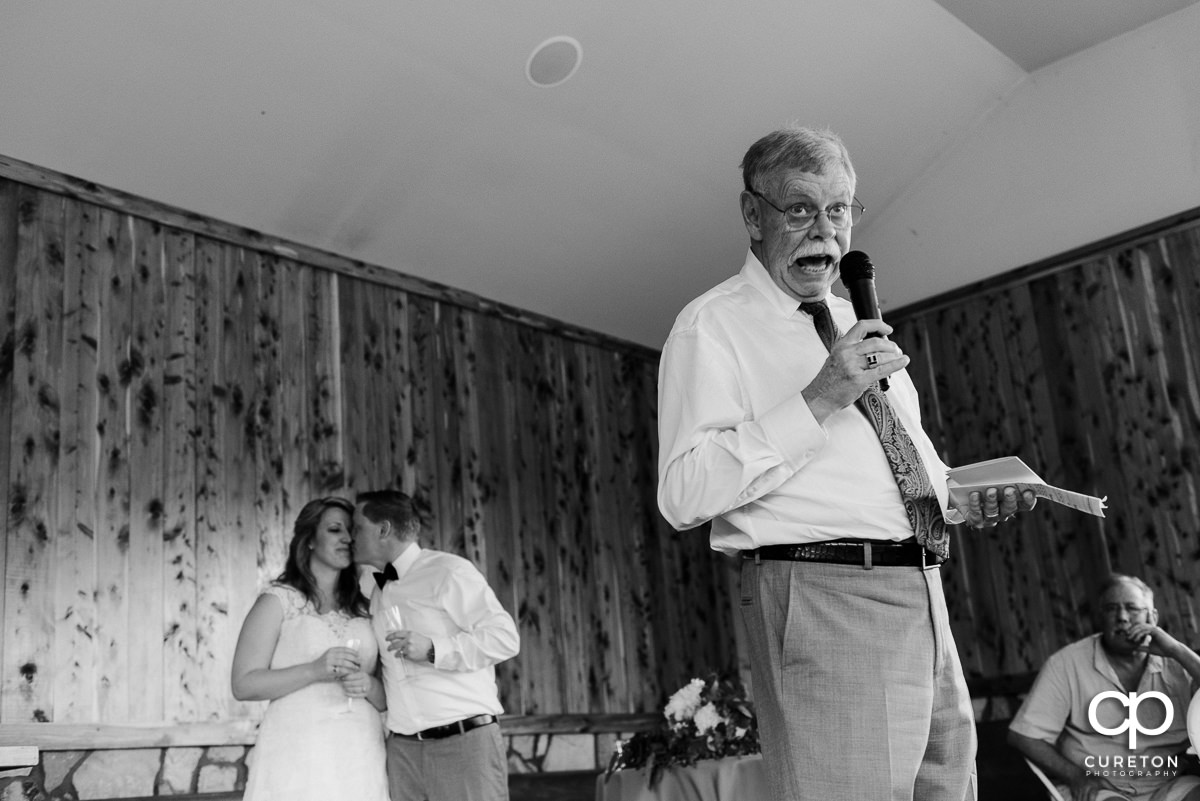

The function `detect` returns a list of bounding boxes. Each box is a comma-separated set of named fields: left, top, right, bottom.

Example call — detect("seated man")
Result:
left=1009, top=574, right=1200, bottom=801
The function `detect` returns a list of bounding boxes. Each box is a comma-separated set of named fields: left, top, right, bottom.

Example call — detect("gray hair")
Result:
left=1097, top=573, right=1154, bottom=606
left=740, top=126, right=857, bottom=195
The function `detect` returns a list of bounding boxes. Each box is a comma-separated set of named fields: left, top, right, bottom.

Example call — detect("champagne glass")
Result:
left=384, top=605, right=406, bottom=678
left=343, top=637, right=361, bottom=712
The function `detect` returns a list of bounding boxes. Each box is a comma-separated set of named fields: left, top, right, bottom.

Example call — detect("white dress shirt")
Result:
left=370, top=543, right=520, bottom=734
left=657, top=250, right=954, bottom=554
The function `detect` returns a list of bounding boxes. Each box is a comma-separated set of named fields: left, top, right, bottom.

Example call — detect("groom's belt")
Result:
left=394, top=714, right=497, bottom=741
left=750, top=538, right=942, bottom=569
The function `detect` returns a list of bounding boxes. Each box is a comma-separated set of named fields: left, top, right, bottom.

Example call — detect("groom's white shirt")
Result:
left=369, top=543, right=519, bottom=734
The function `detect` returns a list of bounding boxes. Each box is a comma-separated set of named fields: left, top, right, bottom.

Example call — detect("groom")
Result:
left=352, top=489, right=521, bottom=801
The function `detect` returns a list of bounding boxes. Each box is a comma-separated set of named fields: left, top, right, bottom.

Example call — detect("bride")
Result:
left=232, top=496, right=389, bottom=800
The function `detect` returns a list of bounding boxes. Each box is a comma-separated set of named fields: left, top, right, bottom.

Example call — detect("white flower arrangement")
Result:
left=664, top=677, right=706, bottom=724
left=606, top=673, right=760, bottom=787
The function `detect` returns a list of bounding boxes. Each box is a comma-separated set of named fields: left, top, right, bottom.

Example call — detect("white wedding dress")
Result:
left=242, top=584, right=389, bottom=801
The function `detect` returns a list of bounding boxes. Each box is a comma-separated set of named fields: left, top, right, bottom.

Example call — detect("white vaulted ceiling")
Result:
left=2, top=1, right=1198, bottom=348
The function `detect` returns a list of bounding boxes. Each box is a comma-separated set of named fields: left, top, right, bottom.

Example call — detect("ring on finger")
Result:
left=866, top=353, right=878, bottom=368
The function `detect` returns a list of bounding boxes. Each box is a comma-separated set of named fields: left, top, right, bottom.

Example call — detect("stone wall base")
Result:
left=0, top=732, right=609, bottom=800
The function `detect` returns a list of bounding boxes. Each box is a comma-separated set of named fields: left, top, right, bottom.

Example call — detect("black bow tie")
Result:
left=374, top=562, right=399, bottom=589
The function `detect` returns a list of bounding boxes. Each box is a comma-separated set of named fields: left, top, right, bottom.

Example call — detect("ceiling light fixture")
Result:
left=526, top=36, right=582, bottom=88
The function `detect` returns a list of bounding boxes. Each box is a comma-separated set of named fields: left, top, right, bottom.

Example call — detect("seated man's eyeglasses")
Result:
left=1100, top=603, right=1149, bottom=618
left=750, top=191, right=865, bottom=231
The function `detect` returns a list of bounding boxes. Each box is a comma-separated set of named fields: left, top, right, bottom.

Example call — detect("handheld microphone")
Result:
left=839, top=250, right=889, bottom=391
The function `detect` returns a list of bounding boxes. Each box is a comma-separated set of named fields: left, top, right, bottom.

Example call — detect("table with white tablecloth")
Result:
left=596, top=755, right=768, bottom=801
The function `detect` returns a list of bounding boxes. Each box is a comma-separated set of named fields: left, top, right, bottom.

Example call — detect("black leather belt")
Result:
left=750, top=538, right=942, bottom=569
left=394, top=714, right=497, bottom=741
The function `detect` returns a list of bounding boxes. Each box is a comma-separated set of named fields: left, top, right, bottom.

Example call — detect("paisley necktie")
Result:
left=800, top=300, right=949, bottom=558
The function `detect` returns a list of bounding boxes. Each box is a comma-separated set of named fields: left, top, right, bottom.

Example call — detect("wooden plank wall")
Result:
left=0, top=169, right=735, bottom=727
left=890, top=212, right=1200, bottom=680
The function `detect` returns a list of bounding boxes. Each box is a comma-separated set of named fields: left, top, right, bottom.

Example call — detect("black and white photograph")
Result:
left=2, top=2, right=1200, bottom=800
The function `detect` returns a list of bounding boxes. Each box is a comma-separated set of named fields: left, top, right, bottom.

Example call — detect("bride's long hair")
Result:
left=277, top=496, right=369, bottom=617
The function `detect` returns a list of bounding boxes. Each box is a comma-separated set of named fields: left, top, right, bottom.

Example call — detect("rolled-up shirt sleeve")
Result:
left=657, top=324, right=826, bottom=531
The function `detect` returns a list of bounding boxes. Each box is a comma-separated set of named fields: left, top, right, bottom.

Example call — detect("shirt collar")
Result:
left=391, top=541, right=421, bottom=579
left=739, top=248, right=831, bottom=318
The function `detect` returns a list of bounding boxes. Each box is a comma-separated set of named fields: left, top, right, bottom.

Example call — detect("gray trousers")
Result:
left=385, top=722, right=509, bottom=801
left=740, top=557, right=977, bottom=801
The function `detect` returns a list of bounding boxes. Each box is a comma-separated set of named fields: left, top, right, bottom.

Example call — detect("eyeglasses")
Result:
left=1100, top=603, right=1149, bottom=618
left=750, top=190, right=864, bottom=231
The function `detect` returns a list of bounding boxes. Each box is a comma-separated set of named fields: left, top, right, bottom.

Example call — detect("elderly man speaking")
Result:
left=656, top=125, right=1037, bottom=801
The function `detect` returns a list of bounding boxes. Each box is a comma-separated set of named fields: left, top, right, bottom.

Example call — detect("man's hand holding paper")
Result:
left=952, top=485, right=1038, bottom=529
left=945, top=456, right=1107, bottom=528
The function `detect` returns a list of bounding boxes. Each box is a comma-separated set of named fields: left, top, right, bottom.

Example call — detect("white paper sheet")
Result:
left=946, top=456, right=1107, bottom=517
